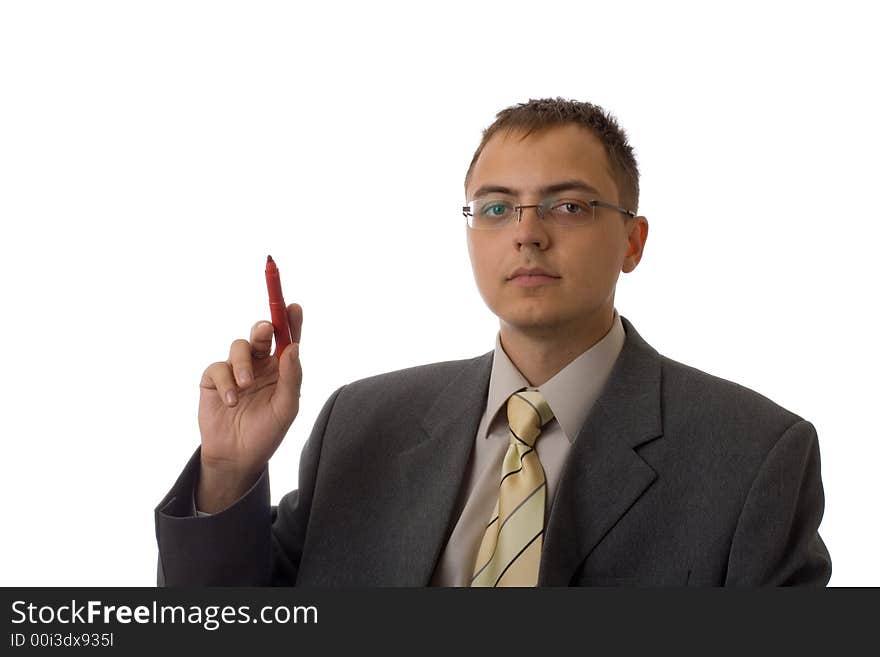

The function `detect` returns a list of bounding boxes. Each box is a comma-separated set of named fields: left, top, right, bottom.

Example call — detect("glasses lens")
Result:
left=546, top=198, right=597, bottom=226
left=465, top=196, right=599, bottom=228
left=468, top=198, right=515, bottom=229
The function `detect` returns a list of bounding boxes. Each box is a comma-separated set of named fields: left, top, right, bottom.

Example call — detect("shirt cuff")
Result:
left=192, top=486, right=213, bottom=517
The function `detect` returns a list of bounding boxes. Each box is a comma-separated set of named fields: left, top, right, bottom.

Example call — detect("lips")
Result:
left=507, top=266, right=560, bottom=280
left=506, top=266, right=561, bottom=288
left=509, top=273, right=560, bottom=288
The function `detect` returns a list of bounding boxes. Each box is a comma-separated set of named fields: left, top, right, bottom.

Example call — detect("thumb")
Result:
left=272, top=342, right=302, bottom=418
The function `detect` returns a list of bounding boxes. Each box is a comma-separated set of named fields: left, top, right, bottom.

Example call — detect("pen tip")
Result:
left=267, top=255, right=274, bottom=263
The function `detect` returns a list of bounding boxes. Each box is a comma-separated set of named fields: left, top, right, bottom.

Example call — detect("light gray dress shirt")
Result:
left=195, top=309, right=626, bottom=586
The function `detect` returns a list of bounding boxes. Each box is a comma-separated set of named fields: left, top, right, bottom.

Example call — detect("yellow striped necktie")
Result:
left=471, top=389, right=555, bottom=587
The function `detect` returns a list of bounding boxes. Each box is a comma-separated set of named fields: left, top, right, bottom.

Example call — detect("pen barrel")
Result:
left=268, top=300, right=292, bottom=358
left=265, top=258, right=291, bottom=358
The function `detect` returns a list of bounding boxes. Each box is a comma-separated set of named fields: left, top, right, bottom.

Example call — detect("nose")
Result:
left=511, top=204, right=550, bottom=250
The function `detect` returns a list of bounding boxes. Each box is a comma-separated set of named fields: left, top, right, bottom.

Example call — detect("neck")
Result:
left=499, top=306, right=615, bottom=387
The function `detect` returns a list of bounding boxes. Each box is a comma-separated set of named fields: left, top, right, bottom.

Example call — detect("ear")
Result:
left=622, top=216, right=649, bottom=273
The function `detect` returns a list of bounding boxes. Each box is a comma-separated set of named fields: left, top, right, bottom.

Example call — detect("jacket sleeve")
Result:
left=725, top=419, right=832, bottom=586
left=154, top=384, right=345, bottom=586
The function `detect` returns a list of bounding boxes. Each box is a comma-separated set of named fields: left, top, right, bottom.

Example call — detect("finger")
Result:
left=200, top=361, right=239, bottom=406
left=272, top=341, right=302, bottom=421
left=249, top=321, right=274, bottom=360
left=286, top=303, right=303, bottom=344
left=228, top=339, right=255, bottom=388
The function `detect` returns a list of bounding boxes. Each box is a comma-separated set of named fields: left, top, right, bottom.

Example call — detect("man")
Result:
left=155, top=97, right=831, bottom=586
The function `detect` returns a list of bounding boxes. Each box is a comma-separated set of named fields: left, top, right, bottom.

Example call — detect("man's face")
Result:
left=465, top=123, right=647, bottom=338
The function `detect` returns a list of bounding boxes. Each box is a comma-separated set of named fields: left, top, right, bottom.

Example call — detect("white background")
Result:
left=1, top=0, right=876, bottom=586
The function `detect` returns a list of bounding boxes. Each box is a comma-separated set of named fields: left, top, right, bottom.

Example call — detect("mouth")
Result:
left=507, top=266, right=561, bottom=280
left=508, top=273, right=561, bottom=287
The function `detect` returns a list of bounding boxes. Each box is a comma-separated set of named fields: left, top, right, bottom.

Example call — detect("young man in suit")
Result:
left=155, top=98, right=831, bottom=586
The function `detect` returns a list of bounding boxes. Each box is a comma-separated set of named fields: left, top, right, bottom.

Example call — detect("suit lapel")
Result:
left=391, top=351, right=493, bottom=585
left=538, top=316, right=664, bottom=585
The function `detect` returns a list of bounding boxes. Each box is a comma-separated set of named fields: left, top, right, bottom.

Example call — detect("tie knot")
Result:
left=506, top=389, right=555, bottom=448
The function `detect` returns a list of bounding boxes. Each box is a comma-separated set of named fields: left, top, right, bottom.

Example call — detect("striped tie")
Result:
left=471, top=389, right=555, bottom=587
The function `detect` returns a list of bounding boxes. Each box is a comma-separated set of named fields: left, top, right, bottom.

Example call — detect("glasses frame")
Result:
left=462, top=197, right=636, bottom=229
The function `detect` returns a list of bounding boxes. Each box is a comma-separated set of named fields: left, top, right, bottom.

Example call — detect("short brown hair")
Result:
left=464, top=97, right=640, bottom=214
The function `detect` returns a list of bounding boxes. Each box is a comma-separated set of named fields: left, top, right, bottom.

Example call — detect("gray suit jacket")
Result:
left=154, top=315, right=831, bottom=586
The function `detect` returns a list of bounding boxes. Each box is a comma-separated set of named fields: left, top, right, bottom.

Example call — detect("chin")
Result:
left=499, top=309, right=567, bottom=333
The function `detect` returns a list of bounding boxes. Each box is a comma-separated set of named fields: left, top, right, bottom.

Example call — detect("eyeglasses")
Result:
left=462, top=196, right=636, bottom=229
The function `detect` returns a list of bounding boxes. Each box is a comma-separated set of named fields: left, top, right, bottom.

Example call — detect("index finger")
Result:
left=287, top=303, right=303, bottom=344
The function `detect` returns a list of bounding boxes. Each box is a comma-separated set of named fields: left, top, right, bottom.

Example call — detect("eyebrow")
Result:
left=470, top=179, right=601, bottom=199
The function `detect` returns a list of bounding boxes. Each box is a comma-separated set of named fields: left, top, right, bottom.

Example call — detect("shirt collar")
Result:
left=485, top=308, right=626, bottom=443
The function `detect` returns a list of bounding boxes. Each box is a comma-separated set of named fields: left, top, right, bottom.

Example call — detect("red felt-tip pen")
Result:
left=265, top=255, right=292, bottom=358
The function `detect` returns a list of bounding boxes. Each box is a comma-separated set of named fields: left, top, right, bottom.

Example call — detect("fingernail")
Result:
left=239, top=370, right=252, bottom=385
left=226, top=390, right=237, bottom=405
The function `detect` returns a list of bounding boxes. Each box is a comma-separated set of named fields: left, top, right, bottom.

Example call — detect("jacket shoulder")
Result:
left=331, top=353, right=490, bottom=420
left=658, top=354, right=807, bottom=440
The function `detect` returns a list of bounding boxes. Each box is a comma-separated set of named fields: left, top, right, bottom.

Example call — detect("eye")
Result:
left=479, top=201, right=512, bottom=217
left=552, top=200, right=589, bottom=214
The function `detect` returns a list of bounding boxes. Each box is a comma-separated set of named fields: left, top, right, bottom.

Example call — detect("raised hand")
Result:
left=196, top=303, right=303, bottom=513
